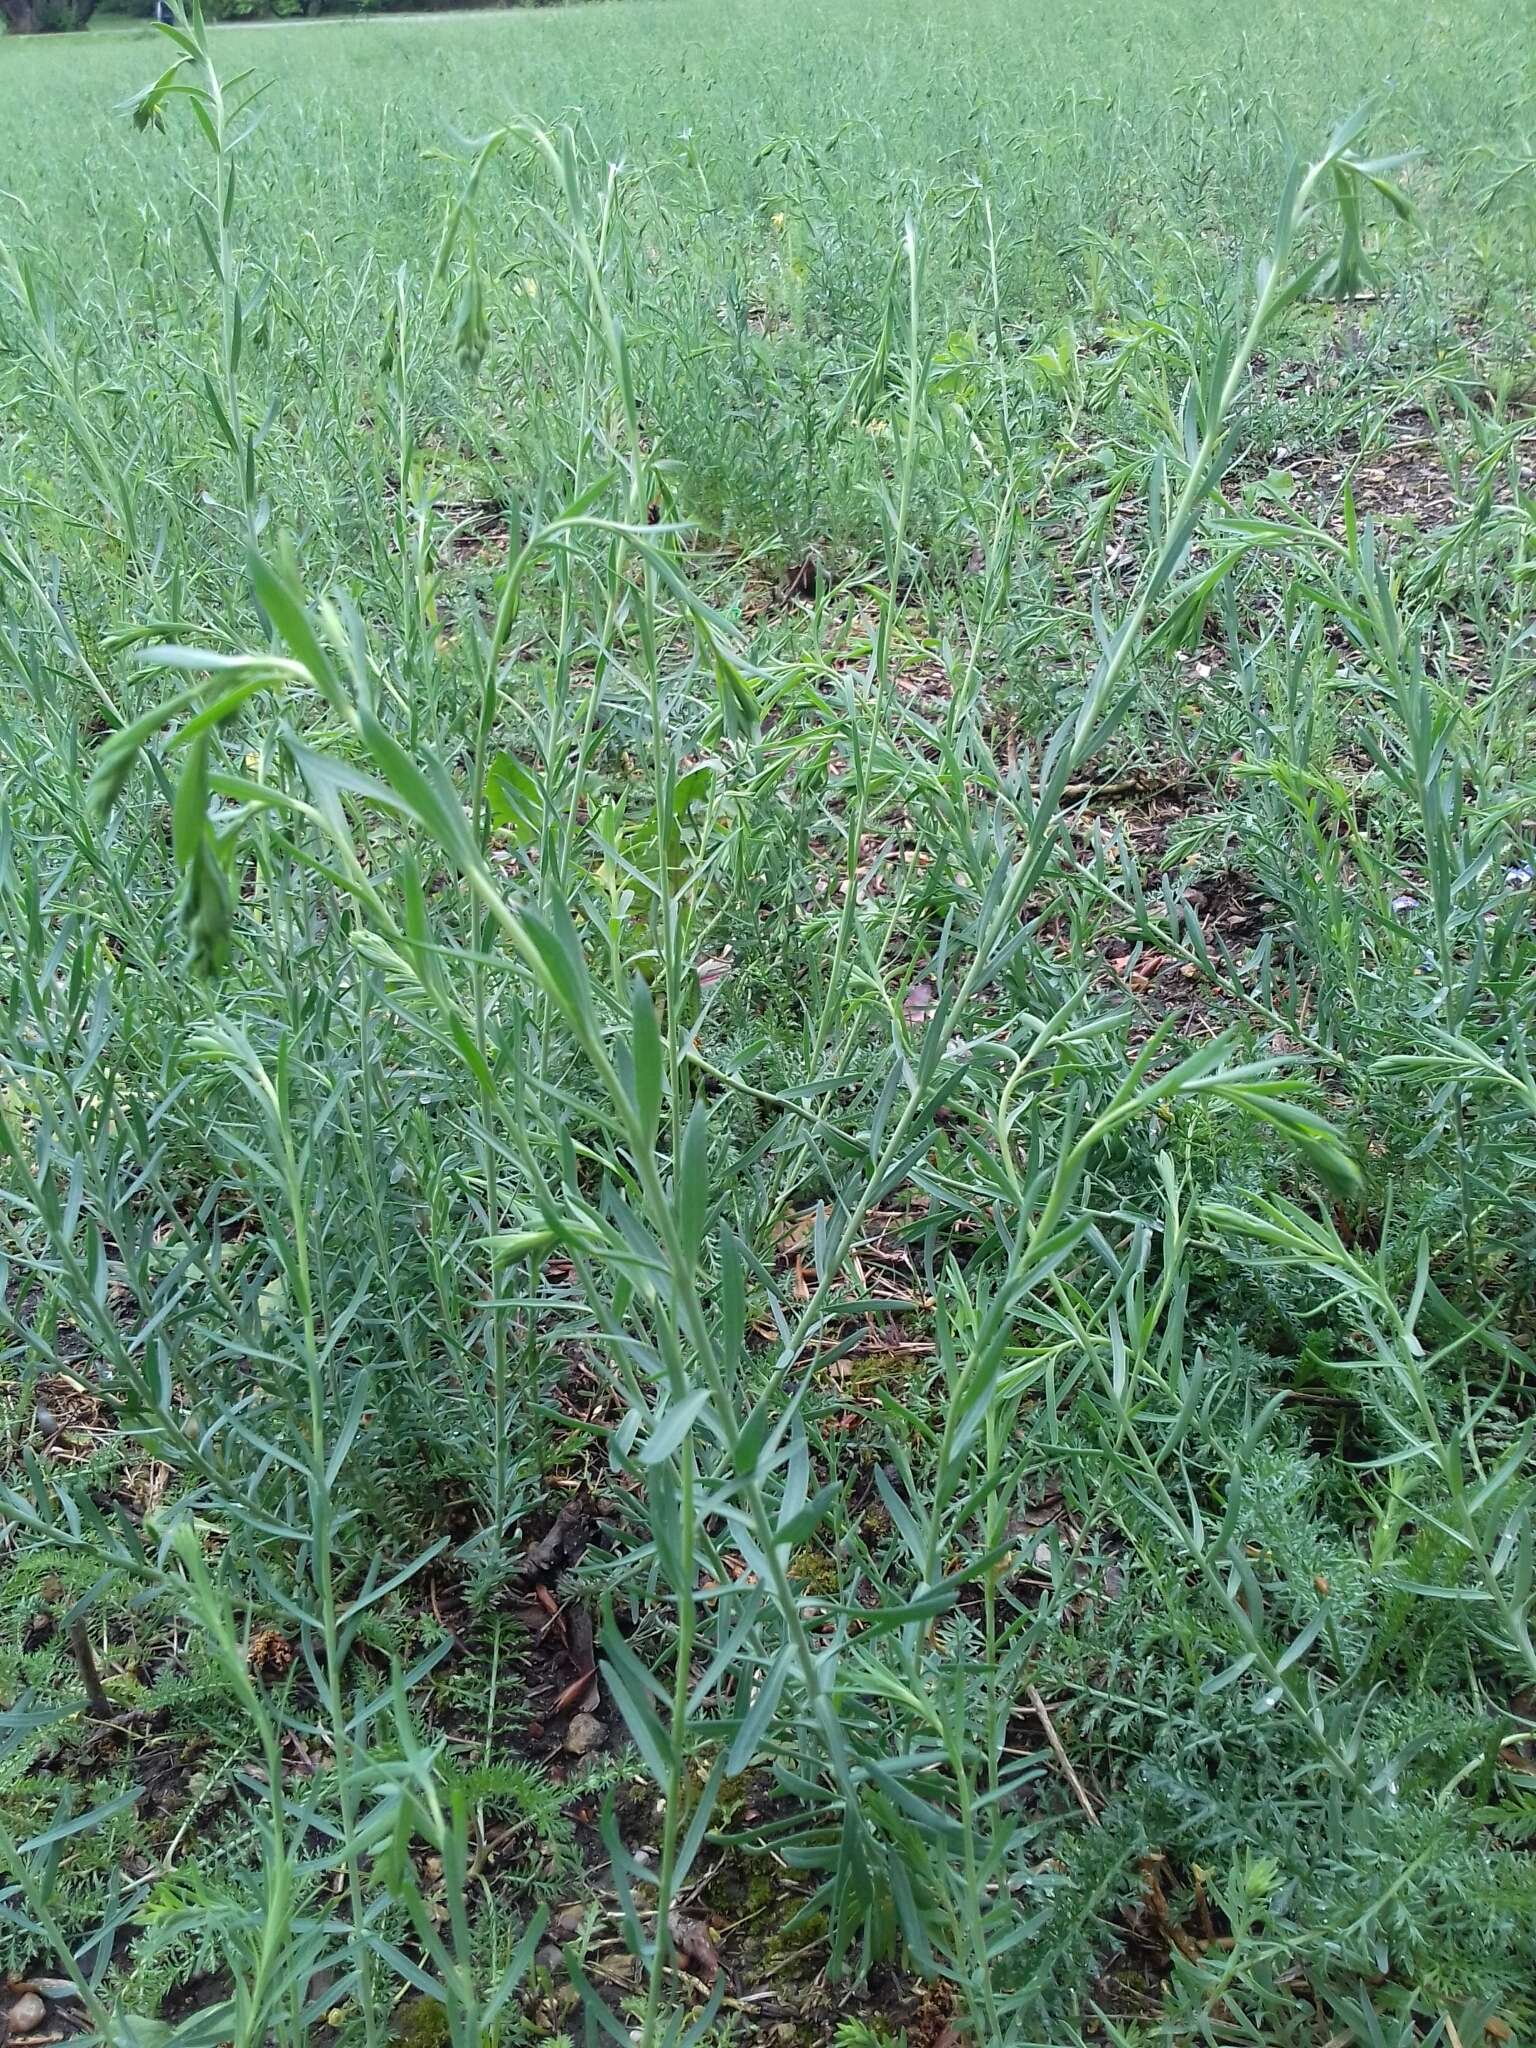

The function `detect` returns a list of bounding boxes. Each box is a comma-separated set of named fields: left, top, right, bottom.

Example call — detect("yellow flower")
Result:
left=771, top=212, right=786, bottom=231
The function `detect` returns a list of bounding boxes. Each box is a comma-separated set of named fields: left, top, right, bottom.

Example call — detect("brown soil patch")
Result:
left=1266, top=413, right=1535, bottom=535
left=436, top=496, right=513, bottom=566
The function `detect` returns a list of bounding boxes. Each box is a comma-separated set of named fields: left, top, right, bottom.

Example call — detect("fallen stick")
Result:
left=1027, top=1683, right=1099, bottom=1826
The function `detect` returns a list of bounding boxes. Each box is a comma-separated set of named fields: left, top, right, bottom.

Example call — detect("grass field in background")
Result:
left=2, top=0, right=1535, bottom=2041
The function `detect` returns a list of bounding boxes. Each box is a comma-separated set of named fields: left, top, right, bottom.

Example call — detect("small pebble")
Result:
left=563, top=1711, right=606, bottom=1756
left=8, top=1992, right=47, bottom=2034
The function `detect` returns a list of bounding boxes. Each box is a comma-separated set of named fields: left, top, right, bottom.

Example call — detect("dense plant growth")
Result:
left=1, top=0, right=1534, bottom=2041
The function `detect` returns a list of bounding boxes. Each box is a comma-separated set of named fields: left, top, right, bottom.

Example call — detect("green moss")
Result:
left=391, top=1994, right=451, bottom=2048
left=788, top=1543, right=841, bottom=1595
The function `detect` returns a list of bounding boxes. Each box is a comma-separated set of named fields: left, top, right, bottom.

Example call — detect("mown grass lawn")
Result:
left=1, top=0, right=1534, bottom=2042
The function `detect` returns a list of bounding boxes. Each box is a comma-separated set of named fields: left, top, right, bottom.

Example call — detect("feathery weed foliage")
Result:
left=2, top=0, right=1535, bottom=2041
